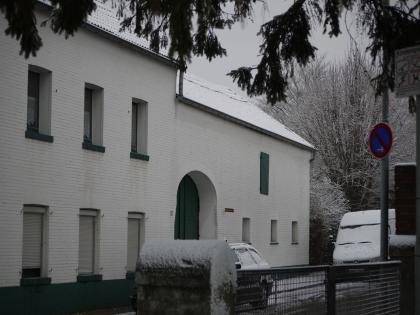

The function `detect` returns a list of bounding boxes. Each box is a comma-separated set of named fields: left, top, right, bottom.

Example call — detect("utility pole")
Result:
left=415, top=3, right=420, bottom=314
left=416, top=94, right=420, bottom=315
left=380, top=0, right=390, bottom=262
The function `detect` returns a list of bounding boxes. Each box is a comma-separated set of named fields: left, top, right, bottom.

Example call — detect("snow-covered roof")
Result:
left=340, top=209, right=395, bottom=227
left=36, top=1, right=313, bottom=150
left=38, top=0, right=174, bottom=65
left=179, top=74, right=314, bottom=150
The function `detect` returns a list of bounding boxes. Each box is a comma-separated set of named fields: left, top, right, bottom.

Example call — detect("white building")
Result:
left=0, top=1, right=313, bottom=314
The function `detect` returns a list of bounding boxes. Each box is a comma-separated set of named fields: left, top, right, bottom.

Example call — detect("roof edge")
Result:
left=176, top=94, right=315, bottom=152
left=36, top=2, right=178, bottom=69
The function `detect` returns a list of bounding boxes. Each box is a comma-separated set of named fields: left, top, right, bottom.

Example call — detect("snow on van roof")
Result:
left=180, top=74, right=314, bottom=150
left=340, top=209, right=395, bottom=227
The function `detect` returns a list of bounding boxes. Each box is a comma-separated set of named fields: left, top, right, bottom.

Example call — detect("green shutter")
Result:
left=260, top=152, right=269, bottom=195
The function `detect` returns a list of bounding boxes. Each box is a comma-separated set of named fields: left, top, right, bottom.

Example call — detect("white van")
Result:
left=333, top=209, right=395, bottom=264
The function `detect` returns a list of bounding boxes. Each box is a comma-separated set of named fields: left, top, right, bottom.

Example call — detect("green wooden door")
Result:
left=175, top=175, right=199, bottom=239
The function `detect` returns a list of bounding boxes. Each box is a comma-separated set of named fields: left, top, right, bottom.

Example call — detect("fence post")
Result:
left=326, top=266, right=336, bottom=315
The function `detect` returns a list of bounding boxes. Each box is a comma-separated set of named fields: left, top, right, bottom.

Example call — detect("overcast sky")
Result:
left=188, top=0, right=365, bottom=93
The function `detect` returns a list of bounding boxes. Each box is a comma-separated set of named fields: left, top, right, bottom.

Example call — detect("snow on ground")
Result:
left=389, top=234, right=416, bottom=248
left=181, top=74, right=314, bottom=150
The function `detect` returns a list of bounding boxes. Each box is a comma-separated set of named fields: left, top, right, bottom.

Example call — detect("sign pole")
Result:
left=416, top=94, right=420, bottom=315
left=380, top=88, right=389, bottom=261
left=380, top=0, right=390, bottom=262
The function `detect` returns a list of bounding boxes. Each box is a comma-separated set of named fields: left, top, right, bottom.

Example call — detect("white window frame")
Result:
left=27, top=65, right=52, bottom=136
left=242, top=217, right=251, bottom=244
left=270, top=219, right=278, bottom=244
left=126, top=212, right=145, bottom=272
left=83, top=83, right=104, bottom=146
left=131, top=98, right=148, bottom=155
left=78, top=209, right=100, bottom=275
left=22, top=205, right=49, bottom=278
left=291, top=220, right=299, bottom=245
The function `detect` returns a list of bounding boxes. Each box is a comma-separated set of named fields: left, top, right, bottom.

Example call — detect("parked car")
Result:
left=333, top=209, right=395, bottom=264
left=230, top=243, right=273, bottom=308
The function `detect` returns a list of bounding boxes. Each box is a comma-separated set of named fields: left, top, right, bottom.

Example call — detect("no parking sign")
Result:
left=368, top=123, right=393, bottom=159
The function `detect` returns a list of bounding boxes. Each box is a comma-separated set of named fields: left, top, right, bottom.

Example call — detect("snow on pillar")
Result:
left=136, top=240, right=237, bottom=315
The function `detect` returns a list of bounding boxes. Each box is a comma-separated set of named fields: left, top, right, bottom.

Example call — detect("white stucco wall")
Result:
left=0, top=9, right=311, bottom=287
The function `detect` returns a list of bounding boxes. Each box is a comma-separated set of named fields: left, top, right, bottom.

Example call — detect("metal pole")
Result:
left=416, top=94, right=420, bottom=315
left=415, top=3, right=420, bottom=313
left=380, top=94, right=389, bottom=261
left=326, top=266, right=336, bottom=315
left=380, top=0, right=390, bottom=262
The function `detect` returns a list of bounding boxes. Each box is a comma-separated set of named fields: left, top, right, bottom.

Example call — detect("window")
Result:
left=83, top=84, right=104, bottom=152
left=260, top=152, right=269, bottom=195
left=126, top=212, right=145, bottom=272
left=78, top=209, right=99, bottom=274
left=22, top=206, right=48, bottom=278
left=130, top=99, right=148, bottom=160
left=84, top=88, right=93, bottom=142
left=26, top=66, right=53, bottom=142
left=292, top=221, right=298, bottom=244
left=242, top=218, right=251, bottom=243
left=27, top=71, right=40, bottom=132
left=270, top=220, right=278, bottom=244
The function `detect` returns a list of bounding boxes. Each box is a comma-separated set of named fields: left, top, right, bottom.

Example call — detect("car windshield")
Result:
left=337, top=224, right=380, bottom=246
left=248, top=248, right=267, bottom=265
left=234, top=248, right=257, bottom=267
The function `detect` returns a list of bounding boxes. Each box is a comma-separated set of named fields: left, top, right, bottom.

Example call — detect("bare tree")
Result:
left=274, top=52, right=382, bottom=211
left=259, top=50, right=416, bottom=262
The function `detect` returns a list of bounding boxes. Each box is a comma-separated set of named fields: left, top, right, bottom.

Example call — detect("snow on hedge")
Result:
left=138, top=240, right=236, bottom=314
left=389, top=235, right=416, bottom=249
left=138, top=240, right=236, bottom=288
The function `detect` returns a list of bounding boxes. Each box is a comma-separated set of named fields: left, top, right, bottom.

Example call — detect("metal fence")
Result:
left=235, top=261, right=400, bottom=315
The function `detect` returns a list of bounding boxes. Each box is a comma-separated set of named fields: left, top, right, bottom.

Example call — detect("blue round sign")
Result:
left=369, top=123, right=393, bottom=158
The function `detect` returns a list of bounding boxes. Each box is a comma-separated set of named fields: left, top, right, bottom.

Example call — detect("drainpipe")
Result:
left=179, top=71, right=184, bottom=97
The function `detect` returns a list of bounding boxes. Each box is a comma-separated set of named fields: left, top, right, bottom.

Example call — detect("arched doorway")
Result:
left=174, top=175, right=199, bottom=239
left=174, top=171, right=217, bottom=240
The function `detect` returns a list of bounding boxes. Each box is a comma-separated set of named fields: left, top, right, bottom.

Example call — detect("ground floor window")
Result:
left=79, top=209, right=98, bottom=274
left=242, top=218, right=251, bottom=243
left=292, top=221, right=298, bottom=244
left=270, top=220, right=278, bottom=244
left=22, top=205, right=47, bottom=278
left=126, top=212, right=145, bottom=272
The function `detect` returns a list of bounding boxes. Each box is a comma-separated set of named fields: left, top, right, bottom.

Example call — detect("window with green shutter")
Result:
left=260, top=152, right=269, bottom=195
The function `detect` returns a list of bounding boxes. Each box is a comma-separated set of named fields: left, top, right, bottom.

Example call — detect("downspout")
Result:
left=178, top=71, right=184, bottom=97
